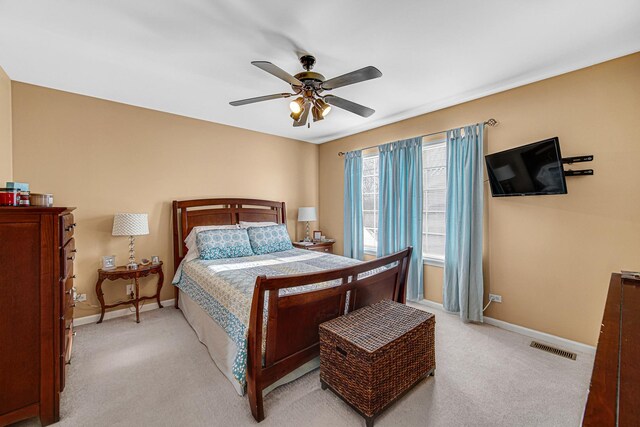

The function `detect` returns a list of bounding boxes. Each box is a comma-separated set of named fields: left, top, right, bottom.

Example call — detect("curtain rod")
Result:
left=337, top=118, right=498, bottom=156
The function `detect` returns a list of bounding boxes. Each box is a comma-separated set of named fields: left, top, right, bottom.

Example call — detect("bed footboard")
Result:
left=246, top=247, right=413, bottom=422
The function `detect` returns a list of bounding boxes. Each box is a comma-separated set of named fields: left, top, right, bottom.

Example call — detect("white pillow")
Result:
left=239, top=221, right=278, bottom=228
left=184, top=224, right=239, bottom=262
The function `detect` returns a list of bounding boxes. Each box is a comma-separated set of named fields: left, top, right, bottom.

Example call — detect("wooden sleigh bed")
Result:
left=172, top=198, right=412, bottom=422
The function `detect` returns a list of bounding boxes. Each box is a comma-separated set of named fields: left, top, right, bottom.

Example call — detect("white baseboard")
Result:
left=74, top=299, right=176, bottom=326
left=413, top=299, right=596, bottom=356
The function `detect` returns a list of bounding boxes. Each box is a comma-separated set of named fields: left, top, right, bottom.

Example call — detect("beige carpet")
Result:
left=17, top=304, right=594, bottom=427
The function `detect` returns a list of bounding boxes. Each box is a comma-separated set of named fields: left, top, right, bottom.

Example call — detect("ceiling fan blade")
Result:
left=293, top=104, right=310, bottom=127
left=229, top=93, right=291, bottom=106
left=252, top=61, right=303, bottom=87
left=324, top=95, right=375, bottom=117
left=321, top=66, right=382, bottom=90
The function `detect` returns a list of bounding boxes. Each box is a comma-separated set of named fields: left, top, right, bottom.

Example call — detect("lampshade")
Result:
left=297, top=207, right=317, bottom=222
left=112, top=213, right=149, bottom=236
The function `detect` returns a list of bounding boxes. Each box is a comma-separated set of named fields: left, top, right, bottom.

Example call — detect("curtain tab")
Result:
left=344, top=150, right=362, bottom=160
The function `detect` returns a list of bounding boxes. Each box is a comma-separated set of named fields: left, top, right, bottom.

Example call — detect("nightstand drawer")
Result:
left=292, top=241, right=335, bottom=254
left=309, top=247, right=332, bottom=253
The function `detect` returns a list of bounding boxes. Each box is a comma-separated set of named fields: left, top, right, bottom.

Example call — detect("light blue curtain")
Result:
left=343, top=150, right=364, bottom=260
left=443, top=124, right=484, bottom=322
left=378, top=137, right=423, bottom=301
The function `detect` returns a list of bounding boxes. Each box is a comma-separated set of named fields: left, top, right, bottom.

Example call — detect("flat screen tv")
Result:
left=485, top=137, right=567, bottom=197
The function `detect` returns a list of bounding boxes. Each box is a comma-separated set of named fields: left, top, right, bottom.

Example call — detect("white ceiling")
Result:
left=1, top=0, right=639, bottom=144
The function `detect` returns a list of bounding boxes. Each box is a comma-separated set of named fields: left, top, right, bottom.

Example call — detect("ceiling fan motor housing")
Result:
left=299, top=54, right=316, bottom=71
left=293, top=71, right=325, bottom=90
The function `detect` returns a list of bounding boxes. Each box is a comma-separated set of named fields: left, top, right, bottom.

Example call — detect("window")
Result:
left=360, top=140, right=447, bottom=263
left=362, top=153, right=379, bottom=253
left=422, top=140, right=447, bottom=264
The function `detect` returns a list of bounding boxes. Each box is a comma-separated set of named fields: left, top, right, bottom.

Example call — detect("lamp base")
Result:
left=303, top=221, right=311, bottom=242
left=127, top=235, right=138, bottom=269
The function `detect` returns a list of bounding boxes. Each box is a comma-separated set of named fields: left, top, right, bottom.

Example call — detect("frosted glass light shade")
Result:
left=297, top=207, right=317, bottom=222
left=112, top=213, right=149, bottom=236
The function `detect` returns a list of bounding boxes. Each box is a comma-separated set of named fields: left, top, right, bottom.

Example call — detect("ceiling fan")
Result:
left=229, top=55, right=382, bottom=127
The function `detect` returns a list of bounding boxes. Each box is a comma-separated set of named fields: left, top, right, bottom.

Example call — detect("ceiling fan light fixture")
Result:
left=315, top=98, right=331, bottom=117
left=290, top=104, right=305, bottom=121
left=311, top=106, right=324, bottom=122
left=289, top=97, right=304, bottom=114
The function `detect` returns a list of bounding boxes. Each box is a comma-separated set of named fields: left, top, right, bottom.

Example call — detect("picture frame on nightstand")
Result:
left=102, top=255, right=116, bottom=270
left=313, top=230, right=322, bottom=241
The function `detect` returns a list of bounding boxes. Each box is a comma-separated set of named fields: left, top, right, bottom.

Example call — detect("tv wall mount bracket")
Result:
left=562, top=155, right=594, bottom=176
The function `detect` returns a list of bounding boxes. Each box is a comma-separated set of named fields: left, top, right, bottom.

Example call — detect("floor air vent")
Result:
left=530, top=341, right=577, bottom=360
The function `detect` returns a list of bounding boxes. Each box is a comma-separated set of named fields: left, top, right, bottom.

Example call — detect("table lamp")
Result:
left=112, top=213, right=149, bottom=269
left=297, top=207, right=317, bottom=242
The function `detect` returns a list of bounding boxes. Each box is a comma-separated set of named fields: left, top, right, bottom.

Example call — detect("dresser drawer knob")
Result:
left=72, top=275, right=77, bottom=279
left=65, top=223, right=77, bottom=232
left=71, top=249, right=78, bottom=253
left=67, top=255, right=75, bottom=261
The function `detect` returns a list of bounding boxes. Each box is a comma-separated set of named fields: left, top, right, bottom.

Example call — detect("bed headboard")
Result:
left=172, top=198, right=286, bottom=271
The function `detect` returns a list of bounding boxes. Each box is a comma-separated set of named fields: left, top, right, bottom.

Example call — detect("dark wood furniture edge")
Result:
left=170, top=198, right=413, bottom=422
left=0, top=403, right=40, bottom=426
left=583, top=273, right=620, bottom=426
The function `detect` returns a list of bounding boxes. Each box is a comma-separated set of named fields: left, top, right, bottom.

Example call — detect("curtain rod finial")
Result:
left=485, top=118, right=498, bottom=127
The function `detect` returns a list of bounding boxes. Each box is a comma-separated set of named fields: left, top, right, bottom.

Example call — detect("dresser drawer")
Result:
left=62, top=238, right=76, bottom=280
left=64, top=288, right=75, bottom=312
left=61, top=213, right=76, bottom=246
left=61, top=318, right=73, bottom=392
left=64, top=318, right=73, bottom=359
left=63, top=269, right=74, bottom=292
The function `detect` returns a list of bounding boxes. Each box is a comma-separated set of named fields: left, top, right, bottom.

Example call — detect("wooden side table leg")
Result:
left=134, top=277, right=140, bottom=324
left=96, top=277, right=106, bottom=324
left=156, top=268, right=164, bottom=308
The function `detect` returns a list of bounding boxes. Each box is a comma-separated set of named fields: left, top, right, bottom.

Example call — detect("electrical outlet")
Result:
left=75, top=293, right=87, bottom=302
left=126, top=284, right=135, bottom=298
left=489, top=293, right=502, bottom=303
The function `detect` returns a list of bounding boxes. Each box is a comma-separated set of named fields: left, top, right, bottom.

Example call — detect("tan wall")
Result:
left=11, top=82, right=319, bottom=318
left=318, top=53, right=640, bottom=346
left=0, top=65, right=11, bottom=182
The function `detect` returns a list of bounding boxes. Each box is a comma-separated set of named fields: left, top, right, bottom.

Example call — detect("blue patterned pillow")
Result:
left=247, top=224, right=293, bottom=255
left=196, top=228, right=254, bottom=260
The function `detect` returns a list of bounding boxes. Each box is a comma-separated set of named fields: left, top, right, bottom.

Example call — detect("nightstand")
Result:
left=292, top=240, right=335, bottom=254
left=95, top=262, right=164, bottom=324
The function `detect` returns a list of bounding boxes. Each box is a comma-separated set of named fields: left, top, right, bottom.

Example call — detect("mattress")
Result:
left=173, top=248, right=363, bottom=394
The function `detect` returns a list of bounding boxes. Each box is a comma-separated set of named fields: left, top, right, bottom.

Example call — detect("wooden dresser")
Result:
left=583, top=273, right=640, bottom=426
left=0, top=207, right=76, bottom=426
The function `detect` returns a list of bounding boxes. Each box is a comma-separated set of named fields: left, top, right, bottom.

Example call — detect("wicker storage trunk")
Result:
left=319, top=300, right=435, bottom=427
